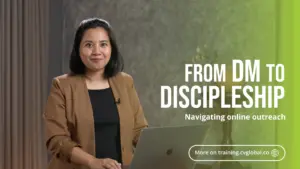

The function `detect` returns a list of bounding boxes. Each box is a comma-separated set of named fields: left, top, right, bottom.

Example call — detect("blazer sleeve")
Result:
left=127, top=76, right=148, bottom=147
left=43, top=78, right=81, bottom=163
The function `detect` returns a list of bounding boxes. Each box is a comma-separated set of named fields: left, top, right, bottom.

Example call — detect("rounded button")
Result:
left=188, top=144, right=286, bottom=162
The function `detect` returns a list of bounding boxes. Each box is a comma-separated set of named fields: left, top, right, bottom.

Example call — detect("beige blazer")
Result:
left=43, top=72, right=148, bottom=169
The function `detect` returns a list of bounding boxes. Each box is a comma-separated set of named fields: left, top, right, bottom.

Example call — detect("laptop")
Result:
left=127, top=124, right=210, bottom=169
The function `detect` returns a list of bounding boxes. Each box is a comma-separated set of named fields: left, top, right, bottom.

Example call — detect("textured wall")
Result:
left=61, top=0, right=276, bottom=167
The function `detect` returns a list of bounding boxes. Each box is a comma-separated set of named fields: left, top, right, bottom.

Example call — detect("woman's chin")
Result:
left=88, top=65, right=105, bottom=72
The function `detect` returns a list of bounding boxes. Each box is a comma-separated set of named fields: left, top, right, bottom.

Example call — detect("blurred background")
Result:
left=0, top=0, right=278, bottom=168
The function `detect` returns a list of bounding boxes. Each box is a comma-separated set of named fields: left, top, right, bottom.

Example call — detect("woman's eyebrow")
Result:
left=82, top=40, right=109, bottom=43
left=82, top=40, right=93, bottom=43
left=100, top=40, right=109, bottom=43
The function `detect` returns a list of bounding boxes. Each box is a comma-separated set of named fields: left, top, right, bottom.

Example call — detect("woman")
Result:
left=44, top=18, right=148, bottom=169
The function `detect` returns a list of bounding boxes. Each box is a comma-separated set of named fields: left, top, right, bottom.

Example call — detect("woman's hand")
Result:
left=88, top=158, right=122, bottom=169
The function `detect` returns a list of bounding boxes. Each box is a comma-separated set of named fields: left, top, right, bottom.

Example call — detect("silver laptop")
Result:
left=128, top=124, right=210, bottom=169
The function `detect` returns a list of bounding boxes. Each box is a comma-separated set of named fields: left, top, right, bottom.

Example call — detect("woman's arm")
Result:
left=127, top=76, right=148, bottom=146
left=70, top=147, right=96, bottom=166
left=43, top=78, right=94, bottom=165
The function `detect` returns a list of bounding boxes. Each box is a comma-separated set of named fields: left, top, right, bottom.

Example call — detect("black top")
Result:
left=88, top=88, right=122, bottom=163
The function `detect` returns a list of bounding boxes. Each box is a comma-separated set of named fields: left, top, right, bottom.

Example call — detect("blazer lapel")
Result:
left=108, top=76, right=121, bottom=104
left=78, top=75, right=96, bottom=155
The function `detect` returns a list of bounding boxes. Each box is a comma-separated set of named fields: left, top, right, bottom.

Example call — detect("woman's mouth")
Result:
left=90, top=58, right=103, bottom=62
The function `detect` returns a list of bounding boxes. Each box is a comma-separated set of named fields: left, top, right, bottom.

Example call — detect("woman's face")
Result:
left=79, top=27, right=112, bottom=72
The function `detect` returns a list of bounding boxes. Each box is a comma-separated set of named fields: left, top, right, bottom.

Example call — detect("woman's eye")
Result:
left=85, top=43, right=92, bottom=47
left=100, top=43, right=107, bottom=47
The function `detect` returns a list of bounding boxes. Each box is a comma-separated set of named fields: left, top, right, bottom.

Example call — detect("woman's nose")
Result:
left=92, top=45, right=101, bottom=54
